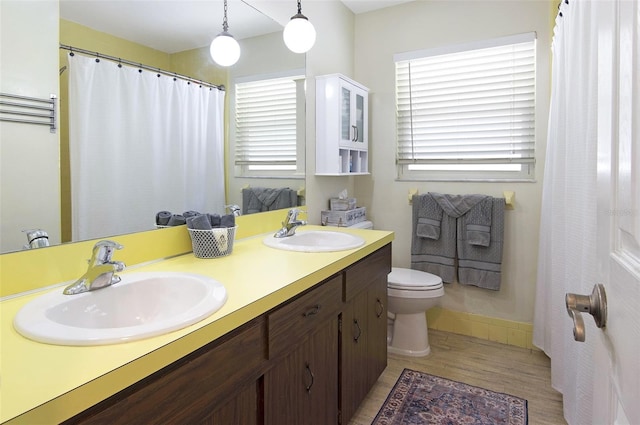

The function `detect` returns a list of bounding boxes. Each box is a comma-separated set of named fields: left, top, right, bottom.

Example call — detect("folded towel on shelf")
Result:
left=414, top=193, right=443, bottom=240
left=457, top=197, right=505, bottom=290
left=156, top=211, right=172, bottom=226
left=411, top=194, right=457, bottom=283
left=167, top=214, right=186, bottom=226
left=186, top=214, right=213, bottom=230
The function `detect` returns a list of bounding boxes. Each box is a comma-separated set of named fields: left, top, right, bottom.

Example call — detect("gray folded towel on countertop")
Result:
left=187, top=214, right=213, bottom=230
left=156, top=211, right=172, bottom=225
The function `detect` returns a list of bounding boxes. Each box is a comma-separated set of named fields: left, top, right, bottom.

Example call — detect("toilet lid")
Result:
left=387, top=267, right=443, bottom=290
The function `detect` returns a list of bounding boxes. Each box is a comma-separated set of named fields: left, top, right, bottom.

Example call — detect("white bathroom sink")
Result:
left=263, top=230, right=365, bottom=252
left=13, top=272, right=227, bottom=346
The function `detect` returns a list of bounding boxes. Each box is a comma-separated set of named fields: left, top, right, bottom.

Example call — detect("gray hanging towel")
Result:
left=242, top=187, right=298, bottom=214
left=411, top=194, right=457, bottom=283
left=415, top=193, right=444, bottom=240
left=464, top=197, right=493, bottom=247
left=430, top=192, right=488, bottom=217
left=457, top=197, right=505, bottom=290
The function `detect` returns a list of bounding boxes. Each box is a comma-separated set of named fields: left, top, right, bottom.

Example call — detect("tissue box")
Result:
left=321, top=207, right=366, bottom=227
left=330, top=197, right=357, bottom=211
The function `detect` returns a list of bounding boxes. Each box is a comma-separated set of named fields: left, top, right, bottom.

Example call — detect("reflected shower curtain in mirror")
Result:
left=68, top=54, right=225, bottom=240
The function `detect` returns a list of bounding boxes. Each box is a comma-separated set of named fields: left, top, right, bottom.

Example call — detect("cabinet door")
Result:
left=341, top=244, right=391, bottom=424
left=353, top=87, right=367, bottom=145
left=265, top=317, right=339, bottom=425
left=366, top=275, right=388, bottom=389
left=340, top=293, right=371, bottom=423
left=339, top=81, right=368, bottom=147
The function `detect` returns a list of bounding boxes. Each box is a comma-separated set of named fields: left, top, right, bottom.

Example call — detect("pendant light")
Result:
left=210, top=0, right=240, bottom=67
left=283, top=0, right=316, bottom=54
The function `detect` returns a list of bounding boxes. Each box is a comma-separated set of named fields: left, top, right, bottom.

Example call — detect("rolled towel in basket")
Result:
left=208, top=213, right=221, bottom=227
left=156, top=211, right=172, bottom=226
left=167, top=214, right=186, bottom=226
left=187, top=214, right=213, bottom=230
left=220, top=214, right=235, bottom=228
left=183, top=210, right=201, bottom=219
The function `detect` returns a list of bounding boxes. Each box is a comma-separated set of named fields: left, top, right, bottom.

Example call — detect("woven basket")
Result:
left=188, top=226, right=238, bottom=259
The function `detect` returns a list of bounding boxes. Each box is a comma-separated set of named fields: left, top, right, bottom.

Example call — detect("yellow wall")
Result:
left=427, top=307, right=537, bottom=350
left=0, top=209, right=287, bottom=298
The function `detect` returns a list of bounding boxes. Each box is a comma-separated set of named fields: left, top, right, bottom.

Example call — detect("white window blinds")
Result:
left=395, top=33, right=536, bottom=175
left=235, top=75, right=299, bottom=169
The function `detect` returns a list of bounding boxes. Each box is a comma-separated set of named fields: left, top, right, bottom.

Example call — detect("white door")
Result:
left=592, top=0, right=640, bottom=423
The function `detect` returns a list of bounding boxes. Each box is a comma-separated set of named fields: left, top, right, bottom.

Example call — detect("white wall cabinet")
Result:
left=316, top=74, right=369, bottom=175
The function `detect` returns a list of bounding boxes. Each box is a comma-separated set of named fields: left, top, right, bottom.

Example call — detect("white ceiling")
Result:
left=59, top=0, right=414, bottom=54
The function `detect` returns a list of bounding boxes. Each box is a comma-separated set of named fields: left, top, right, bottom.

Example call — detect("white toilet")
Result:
left=348, top=220, right=444, bottom=357
left=387, top=267, right=443, bottom=356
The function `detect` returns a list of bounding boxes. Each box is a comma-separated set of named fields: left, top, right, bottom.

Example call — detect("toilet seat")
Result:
left=387, top=267, right=443, bottom=291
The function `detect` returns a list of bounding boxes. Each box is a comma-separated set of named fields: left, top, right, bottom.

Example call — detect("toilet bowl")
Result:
left=345, top=220, right=444, bottom=356
left=387, top=267, right=444, bottom=357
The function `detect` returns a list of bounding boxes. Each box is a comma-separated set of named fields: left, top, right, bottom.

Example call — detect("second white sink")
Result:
left=263, top=230, right=365, bottom=252
left=13, top=272, right=227, bottom=346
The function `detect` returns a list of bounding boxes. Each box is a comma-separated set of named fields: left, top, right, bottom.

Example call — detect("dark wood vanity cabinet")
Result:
left=341, top=243, right=391, bottom=423
left=65, top=244, right=391, bottom=425
left=63, top=318, right=268, bottom=425
left=265, top=275, right=342, bottom=425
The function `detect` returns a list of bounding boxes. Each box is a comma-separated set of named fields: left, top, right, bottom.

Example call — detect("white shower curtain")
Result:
left=533, top=1, right=599, bottom=424
left=68, top=53, right=225, bottom=241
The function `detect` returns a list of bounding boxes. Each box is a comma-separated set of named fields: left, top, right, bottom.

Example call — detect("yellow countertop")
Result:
left=0, top=226, right=393, bottom=424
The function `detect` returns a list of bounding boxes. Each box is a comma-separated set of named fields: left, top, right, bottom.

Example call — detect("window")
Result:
left=394, top=33, right=536, bottom=181
left=234, top=72, right=305, bottom=177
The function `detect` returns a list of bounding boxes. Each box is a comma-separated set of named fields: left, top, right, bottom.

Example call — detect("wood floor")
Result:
left=348, top=329, right=566, bottom=425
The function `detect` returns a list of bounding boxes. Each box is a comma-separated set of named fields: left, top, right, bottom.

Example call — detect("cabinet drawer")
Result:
left=268, top=275, right=342, bottom=359
left=344, top=244, right=392, bottom=302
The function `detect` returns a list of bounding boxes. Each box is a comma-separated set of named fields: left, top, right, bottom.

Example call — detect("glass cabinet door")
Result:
left=340, top=86, right=352, bottom=143
left=355, top=92, right=365, bottom=144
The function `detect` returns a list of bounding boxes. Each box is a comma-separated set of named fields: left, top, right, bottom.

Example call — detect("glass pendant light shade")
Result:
left=210, top=0, right=240, bottom=67
left=283, top=0, right=315, bottom=54
left=210, top=32, right=240, bottom=67
left=283, top=16, right=316, bottom=53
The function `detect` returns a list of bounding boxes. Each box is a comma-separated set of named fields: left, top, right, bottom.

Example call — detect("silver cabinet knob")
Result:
left=565, top=284, right=607, bottom=342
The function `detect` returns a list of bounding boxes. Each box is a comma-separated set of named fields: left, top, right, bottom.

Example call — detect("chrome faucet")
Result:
left=274, top=208, right=307, bottom=238
left=226, top=204, right=241, bottom=217
left=63, top=240, right=126, bottom=295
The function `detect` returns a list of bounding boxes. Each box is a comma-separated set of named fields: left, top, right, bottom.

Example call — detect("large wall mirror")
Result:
left=0, top=0, right=306, bottom=254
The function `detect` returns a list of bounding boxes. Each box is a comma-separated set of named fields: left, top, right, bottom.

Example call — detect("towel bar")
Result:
left=407, top=189, right=515, bottom=209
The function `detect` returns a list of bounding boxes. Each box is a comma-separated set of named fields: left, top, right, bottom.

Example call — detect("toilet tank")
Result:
left=348, top=220, right=373, bottom=229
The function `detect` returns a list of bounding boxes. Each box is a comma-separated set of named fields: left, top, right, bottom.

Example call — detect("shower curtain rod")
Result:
left=59, top=44, right=225, bottom=91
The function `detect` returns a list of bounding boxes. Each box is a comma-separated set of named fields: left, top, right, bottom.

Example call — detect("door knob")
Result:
left=565, top=284, right=607, bottom=342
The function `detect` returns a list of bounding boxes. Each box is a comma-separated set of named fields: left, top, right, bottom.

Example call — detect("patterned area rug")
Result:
left=372, top=369, right=528, bottom=425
